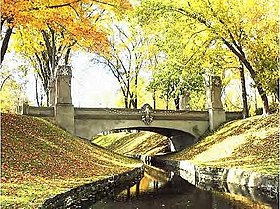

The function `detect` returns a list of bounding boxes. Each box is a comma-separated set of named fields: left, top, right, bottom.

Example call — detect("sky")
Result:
left=2, top=51, right=121, bottom=108
left=71, top=52, right=120, bottom=107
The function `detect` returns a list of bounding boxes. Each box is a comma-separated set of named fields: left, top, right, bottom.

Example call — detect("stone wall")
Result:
left=41, top=166, right=144, bottom=209
left=152, top=158, right=279, bottom=204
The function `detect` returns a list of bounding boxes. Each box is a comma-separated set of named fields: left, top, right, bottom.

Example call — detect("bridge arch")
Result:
left=112, top=127, right=197, bottom=151
left=74, top=107, right=209, bottom=137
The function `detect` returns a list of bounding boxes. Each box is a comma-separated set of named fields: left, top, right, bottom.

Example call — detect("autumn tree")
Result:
left=140, top=10, right=212, bottom=110
left=137, top=0, right=279, bottom=114
left=92, top=18, right=148, bottom=109
left=1, top=0, right=131, bottom=62
left=0, top=65, right=28, bottom=112
left=147, top=61, right=205, bottom=110
left=2, top=0, right=131, bottom=105
left=13, top=19, right=106, bottom=105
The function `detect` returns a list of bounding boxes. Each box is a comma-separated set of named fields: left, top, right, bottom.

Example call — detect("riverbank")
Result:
left=166, top=112, right=279, bottom=175
left=152, top=157, right=278, bottom=204
left=0, top=113, right=143, bottom=208
left=157, top=113, right=279, bottom=203
left=91, top=113, right=279, bottom=201
left=41, top=166, right=144, bottom=208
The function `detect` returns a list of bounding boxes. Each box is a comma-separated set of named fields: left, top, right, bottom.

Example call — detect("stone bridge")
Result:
left=21, top=66, right=242, bottom=151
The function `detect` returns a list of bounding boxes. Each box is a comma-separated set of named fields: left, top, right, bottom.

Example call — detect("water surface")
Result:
left=89, top=166, right=278, bottom=209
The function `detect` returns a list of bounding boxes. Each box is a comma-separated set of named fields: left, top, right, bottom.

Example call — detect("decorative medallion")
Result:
left=140, top=103, right=153, bottom=125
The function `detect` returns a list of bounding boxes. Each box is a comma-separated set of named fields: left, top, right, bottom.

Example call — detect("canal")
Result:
left=89, top=165, right=278, bottom=209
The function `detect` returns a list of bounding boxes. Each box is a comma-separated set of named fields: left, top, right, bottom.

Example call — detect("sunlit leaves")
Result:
left=171, top=113, right=279, bottom=174
left=137, top=0, right=279, bottom=111
left=93, top=131, right=170, bottom=156
left=0, top=113, right=139, bottom=180
left=1, top=113, right=141, bottom=207
left=1, top=0, right=132, bottom=65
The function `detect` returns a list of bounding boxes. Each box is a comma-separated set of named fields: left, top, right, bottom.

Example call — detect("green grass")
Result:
left=168, top=113, right=279, bottom=175
left=1, top=113, right=142, bottom=208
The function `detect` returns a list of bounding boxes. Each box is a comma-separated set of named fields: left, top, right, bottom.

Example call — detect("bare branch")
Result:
left=0, top=74, right=12, bottom=91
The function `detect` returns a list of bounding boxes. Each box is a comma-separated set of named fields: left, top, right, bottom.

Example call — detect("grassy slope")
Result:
left=0, top=113, right=142, bottom=208
left=92, top=131, right=170, bottom=156
left=168, top=113, right=279, bottom=175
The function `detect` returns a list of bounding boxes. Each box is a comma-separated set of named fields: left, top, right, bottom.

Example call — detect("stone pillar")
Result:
left=54, top=65, right=75, bottom=134
left=207, top=76, right=226, bottom=131
left=179, top=91, right=190, bottom=110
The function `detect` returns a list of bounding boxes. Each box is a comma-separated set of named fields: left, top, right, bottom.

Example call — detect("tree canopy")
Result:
left=1, top=0, right=132, bottom=63
left=1, top=0, right=278, bottom=112
left=1, top=0, right=132, bottom=105
left=136, top=0, right=279, bottom=113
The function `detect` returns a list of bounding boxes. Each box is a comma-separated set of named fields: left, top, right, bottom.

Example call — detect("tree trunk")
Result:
left=1, top=27, right=13, bottom=64
left=153, top=89, right=156, bottom=109
left=129, top=97, right=134, bottom=109
left=51, top=29, right=56, bottom=72
left=258, top=87, right=270, bottom=115
left=239, top=62, right=249, bottom=118
left=222, top=38, right=270, bottom=114
left=166, top=95, right=169, bottom=110
left=124, top=96, right=128, bottom=108
left=46, top=89, right=50, bottom=107
left=65, top=47, right=71, bottom=65
left=0, top=74, right=12, bottom=91
left=174, top=95, right=180, bottom=110
left=134, top=98, right=137, bottom=109
left=134, top=74, right=138, bottom=109
left=129, top=91, right=137, bottom=109
left=35, top=75, right=40, bottom=107
left=274, top=78, right=279, bottom=102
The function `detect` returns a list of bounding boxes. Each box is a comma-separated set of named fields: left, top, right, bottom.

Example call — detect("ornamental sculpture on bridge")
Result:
left=141, top=103, right=153, bottom=125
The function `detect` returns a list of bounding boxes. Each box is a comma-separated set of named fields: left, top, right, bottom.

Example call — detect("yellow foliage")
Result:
left=2, top=0, right=132, bottom=54
left=0, top=80, right=22, bottom=113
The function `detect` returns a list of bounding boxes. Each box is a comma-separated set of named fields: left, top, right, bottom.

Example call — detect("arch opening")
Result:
left=109, top=127, right=197, bottom=152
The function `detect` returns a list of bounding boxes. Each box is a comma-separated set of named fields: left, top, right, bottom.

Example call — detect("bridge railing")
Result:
left=21, top=104, right=54, bottom=117
left=225, top=111, right=243, bottom=121
left=74, top=107, right=210, bottom=121
left=20, top=105, right=242, bottom=122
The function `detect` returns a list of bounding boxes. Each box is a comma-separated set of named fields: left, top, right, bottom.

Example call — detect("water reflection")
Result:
left=118, top=165, right=171, bottom=200
left=89, top=166, right=278, bottom=209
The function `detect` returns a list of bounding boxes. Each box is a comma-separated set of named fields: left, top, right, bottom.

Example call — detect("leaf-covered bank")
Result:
left=167, top=113, right=279, bottom=175
left=0, top=113, right=142, bottom=208
left=92, top=131, right=170, bottom=156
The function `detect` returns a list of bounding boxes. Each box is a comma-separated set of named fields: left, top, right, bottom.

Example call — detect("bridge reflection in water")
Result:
left=90, top=166, right=277, bottom=209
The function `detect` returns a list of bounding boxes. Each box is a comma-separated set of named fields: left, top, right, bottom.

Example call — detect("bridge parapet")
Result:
left=21, top=104, right=241, bottom=123
left=21, top=104, right=54, bottom=117
left=74, top=108, right=209, bottom=122
left=225, top=111, right=243, bottom=121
